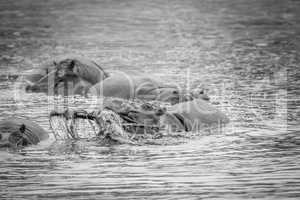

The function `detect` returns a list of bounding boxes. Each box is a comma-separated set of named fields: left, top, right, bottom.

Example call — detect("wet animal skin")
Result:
left=161, top=99, right=230, bottom=132
left=49, top=98, right=229, bottom=144
left=23, top=57, right=210, bottom=103
left=0, top=118, right=49, bottom=148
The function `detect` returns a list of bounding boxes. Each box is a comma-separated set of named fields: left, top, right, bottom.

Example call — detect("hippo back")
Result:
left=89, top=71, right=182, bottom=103
left=167, top=99, right=229, bottom=131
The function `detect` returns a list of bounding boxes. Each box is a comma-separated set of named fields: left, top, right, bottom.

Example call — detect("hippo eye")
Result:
left=199, top=90, right=204, bottom=94
left=173, top=90, right=178, bottom=95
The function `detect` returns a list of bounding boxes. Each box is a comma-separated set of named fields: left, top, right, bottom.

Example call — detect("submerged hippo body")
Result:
left=0, top=118, right=49, bottom=148
left=162, top=99, right=230, bottom=131
left=88, top=71, right=182, bottom=103
left=50, top=98, right=165, bottom=143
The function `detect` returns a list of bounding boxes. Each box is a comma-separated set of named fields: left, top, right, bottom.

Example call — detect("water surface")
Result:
left=0, top=0, right=299, bottom=199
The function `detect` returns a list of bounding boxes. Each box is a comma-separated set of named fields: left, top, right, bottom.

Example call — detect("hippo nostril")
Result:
left=199, top=90, right=204, bottom=94
left=172, top=90, right=178, bottom=95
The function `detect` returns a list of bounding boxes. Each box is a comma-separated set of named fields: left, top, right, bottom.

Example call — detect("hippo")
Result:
left=161, top=98, right=230, bottom=132
left=0, top=118, right=49, bottom=148
left=23, top=57, right=209, bottom=103
left=49, top=98, right=229, bottom=144
left=98, top=98, right=229, bottom=133
left=88, top=71, right=210, bottom=104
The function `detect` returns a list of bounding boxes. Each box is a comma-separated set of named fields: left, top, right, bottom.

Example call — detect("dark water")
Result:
left=0, top=0, right=299, bottom=199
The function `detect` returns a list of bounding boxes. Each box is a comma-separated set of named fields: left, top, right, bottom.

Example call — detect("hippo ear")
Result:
left=19, top=124, right=26, bottom=133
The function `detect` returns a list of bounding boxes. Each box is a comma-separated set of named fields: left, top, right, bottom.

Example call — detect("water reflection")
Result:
left=1, top=0, right=300, bottom=199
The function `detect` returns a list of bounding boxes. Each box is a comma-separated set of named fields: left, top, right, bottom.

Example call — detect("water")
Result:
left=0, top=0, right=299, bottom=199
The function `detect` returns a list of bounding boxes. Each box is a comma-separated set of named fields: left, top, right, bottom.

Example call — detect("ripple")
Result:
left=1, top=0, right=300, bottom=199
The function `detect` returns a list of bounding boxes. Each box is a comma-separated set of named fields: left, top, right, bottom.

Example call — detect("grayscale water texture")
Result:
left=0, top=0, right=299, bottom=199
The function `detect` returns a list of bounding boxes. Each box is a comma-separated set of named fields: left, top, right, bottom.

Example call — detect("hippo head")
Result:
left=0, top=119, right=48, bottom=148
left=54, top=59, right=78, bottom=82
left=0, top=122, right=32, bottom=148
